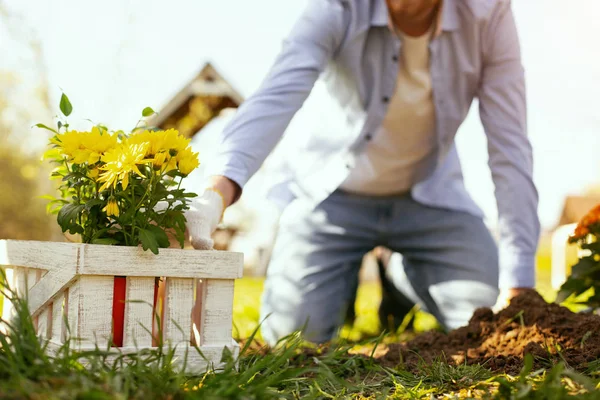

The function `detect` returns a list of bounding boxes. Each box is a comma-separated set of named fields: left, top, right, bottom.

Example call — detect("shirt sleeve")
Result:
left=478, top=0, right=540, bottom=289
left=207, top=0, right=349, bottom=189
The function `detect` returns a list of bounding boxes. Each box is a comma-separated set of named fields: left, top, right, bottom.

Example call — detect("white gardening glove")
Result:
left=184, top=189, right=225, bottom=250
left=492, top=288, right=535, bottom=313
left=154, top=189, right=224, bottom=250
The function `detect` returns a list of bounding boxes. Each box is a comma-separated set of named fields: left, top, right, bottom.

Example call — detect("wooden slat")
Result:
left=0, top=240, right=78, bottom=317
left=27, top=270, right=38, bottom=291
left=65, top=284, right=78, bottom=342
left=38, top=307, right=50, bottom=339
left=13, top=267, right=27, bottom=299
left=191, top=279, right=206, bottom=346
left=0, top=240, right=79, bottom=272
left=1, top=268, right=13, bottom=321
left=201, top=279, right=234, bottom=346
left=74, top=276, right=114, bottom=348
left=79, top=244, right=243, bottom=279
left=164, top=278, right=193, bottom=345
left=45, top=341, right=241, bottom=375
left=51, top=293, right=65, bottom=343
left=123, top=277, right=155, bottom=348
left=29, top=270, right=41, bottom=331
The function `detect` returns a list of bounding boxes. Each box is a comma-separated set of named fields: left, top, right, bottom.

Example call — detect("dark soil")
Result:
left=376, top=290, right=600, bottom=375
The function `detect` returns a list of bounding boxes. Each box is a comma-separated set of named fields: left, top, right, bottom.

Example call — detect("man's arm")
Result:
left=207, top=0, right=349, bottom=205
left=478, top=0, right=540, bottom=291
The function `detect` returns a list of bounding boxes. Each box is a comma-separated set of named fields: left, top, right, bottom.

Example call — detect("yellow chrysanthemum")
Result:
left=152, top=151, right=168, bottom=169
left=177, top=148, right=200, bottom=176
left=162, top=129, right=190, bottom=156
left=103, top=197, right=120, bottom=217
left=163, top=157, right=178, bottom=173
left=51, top=130, right=88, bottom=163
left=51, top=127, right=117, bottom=165
left=83, top=127, right=118, bottom=163
left=127, top=129, right=190, bottom=158
left=99, top=143, right=151, bottom=191
left=126, top=130, right=154, bottom=157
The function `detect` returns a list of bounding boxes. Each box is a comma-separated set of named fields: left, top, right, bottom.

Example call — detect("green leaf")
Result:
left=147, top=225, right=170, bottom=249
left=59, top=93, right=73, bottom=117
left=142, top=107, right=155, bottom=117
left=139, top=228, right=159, bottom=255
left=91, top=238, right=119, bottom=246
left=57, top=121, right=63, bottom=131
left=84, top=199, right=105, bottom=211
left=34, top=123, right=59, bottom=134
left=557, top=277, right=588, bottom=302
left=38, top=194, right=58, bottom=201
left=520, top=353, right=534, bottom=378
left=66, top=224, right=84, bottom=235
left=57, top=203, right=85, bottom=232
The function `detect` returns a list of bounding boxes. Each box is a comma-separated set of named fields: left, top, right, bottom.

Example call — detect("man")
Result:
left=185, top=0, right=540, bottom=345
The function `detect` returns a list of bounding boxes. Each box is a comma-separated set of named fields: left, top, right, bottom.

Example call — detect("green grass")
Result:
left=1, top=246, right=600, bottom=399
left=2, top=290, right=598, bottom=400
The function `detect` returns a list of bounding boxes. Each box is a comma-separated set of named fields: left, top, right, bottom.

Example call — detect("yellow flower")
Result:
left=163, top=157, right=178, bottom=173
left=126, top=130, right=155, bottom=157
left=99, top=143, right=151, bottom=191
left=103, top=197, right=119, bottom=217
left=177, top=148, right=200, bottom=176
left=88, top=167, right=99, bottom=180
left=127, top=129, right=191, bottom=158
left=51, top=127, right=117, bottom=165
left=152, top=151, right=168, bottom=169
left=162, top=129, right=190, bottom=156
left=51, top=130, right=88, bottom=164
left=84, top=127, right=118, bottom=163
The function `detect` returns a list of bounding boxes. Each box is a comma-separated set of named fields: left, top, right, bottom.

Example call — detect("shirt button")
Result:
left=365, top=133, right=373, bottom=141
left=382, top=96, right=390, bottom=103
left=392, top=55, right=398, bottom=62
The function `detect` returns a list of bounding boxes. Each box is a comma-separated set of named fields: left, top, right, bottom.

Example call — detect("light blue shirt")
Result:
left=209, top=0, right=540, bottom=289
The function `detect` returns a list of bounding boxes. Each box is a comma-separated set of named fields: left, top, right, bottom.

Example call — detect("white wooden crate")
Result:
left=0, top=239, right=243, bottom=373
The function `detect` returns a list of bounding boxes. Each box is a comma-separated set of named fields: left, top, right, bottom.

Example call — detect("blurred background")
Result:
left=1, top=0, right=599, bottom=337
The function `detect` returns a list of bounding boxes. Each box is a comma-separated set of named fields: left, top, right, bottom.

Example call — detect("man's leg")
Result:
left=384, top=196, right=499, bottom=330
left=260, top=192, right=378, bottom=345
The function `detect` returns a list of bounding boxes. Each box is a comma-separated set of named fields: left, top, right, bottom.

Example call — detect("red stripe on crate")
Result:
left=112, top=276, right=127, bottom=347
left=152, top=277, right=166, bottom=346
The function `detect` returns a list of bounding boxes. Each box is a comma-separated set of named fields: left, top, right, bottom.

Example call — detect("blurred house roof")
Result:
left=557, top=195, right=600, bottom=227
left=148, top=62, right=244, bottom=138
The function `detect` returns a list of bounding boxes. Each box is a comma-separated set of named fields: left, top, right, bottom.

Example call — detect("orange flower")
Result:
left=570, top=204, right=600, bottom=242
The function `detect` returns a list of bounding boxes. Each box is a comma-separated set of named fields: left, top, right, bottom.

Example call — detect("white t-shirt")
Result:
left=339, top=26, right=437, bottom=195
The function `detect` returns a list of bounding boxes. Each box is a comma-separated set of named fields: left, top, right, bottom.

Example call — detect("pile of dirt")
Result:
left=376, top=290, right=600, bottom=375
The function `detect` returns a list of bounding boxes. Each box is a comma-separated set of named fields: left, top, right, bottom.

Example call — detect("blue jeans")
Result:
left=260, top=190, right=499, bottom=345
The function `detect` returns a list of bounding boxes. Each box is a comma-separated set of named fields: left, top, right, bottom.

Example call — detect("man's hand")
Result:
left=185, top=176, right=240, bottom=250
left=184, top=190, right=225, bottom=250
left=492, top=288, right=536, bottom=313
left=157, top=176, right=240, bottom=250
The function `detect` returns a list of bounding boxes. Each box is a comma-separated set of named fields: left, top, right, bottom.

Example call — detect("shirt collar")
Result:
left=371, top=0, right=459, bottom=34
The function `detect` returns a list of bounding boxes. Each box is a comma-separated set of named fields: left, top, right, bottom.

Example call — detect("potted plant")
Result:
left=0, top=94, right=242, bottom=372
left=557, top=204, right=600, bottom=312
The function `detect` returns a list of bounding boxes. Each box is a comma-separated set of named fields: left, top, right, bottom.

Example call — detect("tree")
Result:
left=0, top=7, right=57, bottom=241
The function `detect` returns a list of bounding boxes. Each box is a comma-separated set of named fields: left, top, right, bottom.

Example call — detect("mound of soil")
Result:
left=376, top=290, right=600, bottom=375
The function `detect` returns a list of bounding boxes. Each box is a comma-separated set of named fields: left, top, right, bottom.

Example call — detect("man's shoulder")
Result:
left=456, top=0, right=512, bottom=22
